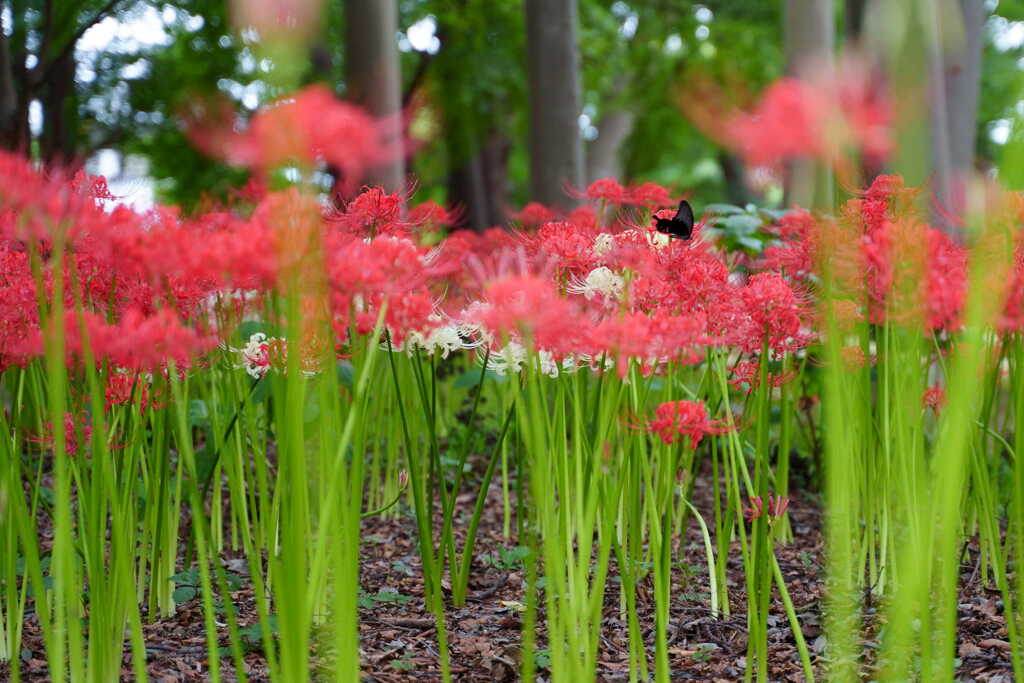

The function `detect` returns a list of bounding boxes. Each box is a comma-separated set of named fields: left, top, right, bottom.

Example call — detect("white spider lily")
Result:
left=567, top=266, right=625, bottom=301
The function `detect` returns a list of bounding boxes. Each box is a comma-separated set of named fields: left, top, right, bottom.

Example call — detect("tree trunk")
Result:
left=343, top=0, right=404, bottom=192
left=783, top=0, right=834, bottom=209
left=480, top=132, right=510, bottom=227
left=524, top=0, right=583, bottom=209
left=448, top=151, right=489, bottom=231
left=448, top=131, right=509, bottom=231
left=719, top=151, right=761, bottom=207
left=845, top=0, right=890, bottom=188
left=40, top=52, right=76, bottom=164
left=844, top=0, right=867, bottom=42
left=0, top=31, right=18, bottom=150
left=933, top=0, right=984, bottom=227
left=586, top=109, right=633, bottom=184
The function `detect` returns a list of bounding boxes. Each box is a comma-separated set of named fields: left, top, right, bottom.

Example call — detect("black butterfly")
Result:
left=653, top=199, right=695, bottom=240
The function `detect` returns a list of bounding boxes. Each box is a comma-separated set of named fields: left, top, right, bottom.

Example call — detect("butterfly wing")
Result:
left=653, top=200, right=696, bottom=239
left=671, top=198, right=696, bottom=239
left=672, top=200, right=695, bottom=230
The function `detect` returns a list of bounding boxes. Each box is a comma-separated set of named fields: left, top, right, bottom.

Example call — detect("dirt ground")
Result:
left=5, top=468, right=1015, bottom=682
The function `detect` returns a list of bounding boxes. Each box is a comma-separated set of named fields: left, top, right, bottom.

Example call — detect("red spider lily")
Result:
left=725, top=59, right=891, bottom=170
left=735, top=273, right=809, bottom=354
left=583, top=178, right=629, bottom=204
left=105, top=370, right=155, bottom=414
left=925, top=229, right=967, bottom=332
left=530, top=221, right=599, bottom=279
left=728, top=360, right=798, bottom=394
left=1000, top=211, right=1024, bottom=333
left=755, top=174, right=965, bottom=333
left=407, top=200, right=461, bottom=233
left=567, top=205, right=599, bottom=231
left=0, top=244, right=39, bottom=370
left=70, top=170, right=115, bottom=201
left=342, top=185, right=404, bottom=225
left=186, top=85, right=398, bottom=195
left=329, top=185, right=419, bottom=239
left=727, top=80, right=822, bottom=166
left=839, top=345, right=874, bottom=370
left=231, top=174, right=269, bottom=205
left=923, top=385, right=946, bottom=412
left=476, top=275, right=589, bottom=357
left=744, top=493, right=790, bottom=523
left=511, top=202, right=557, bottom=227
left=27, top=411, right=93, bottom=457
left=324, top=234, right=441, bottom=345
left=622, top=234, right=730, bottom=316
left=760, top=209, right=818, bottom=283
left=48, top=308, right=217, bottom=372
left=592, top=311, right=711, bottom=377
left=854, top=193, right=965, bottom=331
left=628, top=182, right=673, bottom=210
left=646, top=400, right=733, bottom=449
left=231, top=0, right=321, bottom=40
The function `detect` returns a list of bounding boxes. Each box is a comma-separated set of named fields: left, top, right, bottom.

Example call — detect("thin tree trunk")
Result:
left=586, top=109, right=633, bottom=184
left=845, top=0, right=868, bottom=41
left=719, top=151, right=760, bottom=207
left=845, top=0, right=888, bottom=188
left=447, top=131, right=509, bottom=231
left=524, top=0, right=583, bottom=209
left=783, top=0, right=834, bottom=209
left=0, top=31, right=18, bottom=150
left=7, top=6, right=32, bottom=153
left=480, top=132, right=509, bottom=227
left=344, top=0, right=404, bottom=192
left=40, top=52, right=76, bottom=164
left=935, top=0, right=984, bottom=226
left=448, top=152, right=489, bottom=231
left=921, top=0, right=955, bottom=234
left=944, top=0, right=983, bottom=173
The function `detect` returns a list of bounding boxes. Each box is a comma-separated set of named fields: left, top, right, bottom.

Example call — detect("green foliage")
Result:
left=703, top=203, right=787, bottom=256
left=357, top=589, right=415, bottom=609
left=486, top=545, right=531, bottom=571
left=170, top=566, right=243, bottom=605
left=17, top=0, right=1024, bottom=211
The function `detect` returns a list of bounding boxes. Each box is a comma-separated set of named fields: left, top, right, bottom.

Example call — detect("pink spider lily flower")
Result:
left=744, top=493, right=791, bottom=524
left=645, top=400, right=733, bottom=449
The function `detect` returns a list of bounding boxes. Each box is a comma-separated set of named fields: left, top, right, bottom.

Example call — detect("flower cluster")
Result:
left=646, top=400, right=733, bottom=449
left=7, top=121, right=1013, bottom=413
left=762, top=174, right=973, bottom=336
left=726, top=57, right=892, bottom=170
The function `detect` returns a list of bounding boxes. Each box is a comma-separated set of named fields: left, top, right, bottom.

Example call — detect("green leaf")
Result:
left=187, top=399, right=209, bottom=428
left=495, top=545, right=531, bottom=569
left=173, top=586, right=198, bottom=603
left=304, top=391, right=321, bottom=424
left=373, top=590, right=414, bottom=605
left=703, top=203, right=745, bottom=215
left=453, top=367, right=503, bottom=388
left=758, top=207, right=790, bottom=221
left=644, top=376, right=665, bottom=392
left=737, top=235, right=766, bottom=252
left=234, top=321, right=272, bottom=345
left=251, top=376, right=271, bottom=404
left=719, top=214, right=762, bottom=235
left=169, top=568, right=201, bottom=584
left=336, top=360, right=354, bottom=389
left=194, top=444, right=217, bottom=484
